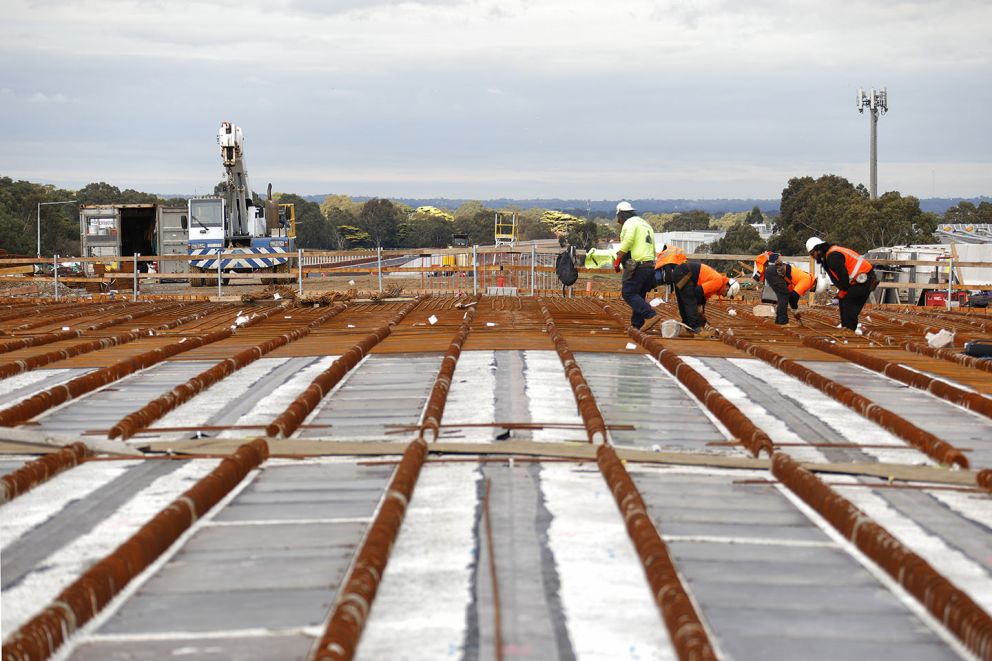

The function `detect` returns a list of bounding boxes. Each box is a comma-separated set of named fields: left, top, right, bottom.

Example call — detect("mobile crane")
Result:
left=186, top=121, right=295, bottom=286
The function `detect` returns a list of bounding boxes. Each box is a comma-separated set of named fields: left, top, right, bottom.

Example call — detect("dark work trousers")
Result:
left=672, top=263, right=705, bottom=330
left=839, top=281, right=872, bottom=330
left=622, top=264, right=658, bottom=328
left=764, top=267, right=792, bottom=325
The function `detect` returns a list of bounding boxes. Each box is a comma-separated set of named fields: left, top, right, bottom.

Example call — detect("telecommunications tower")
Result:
left=857, top=87, right=888, bottom=200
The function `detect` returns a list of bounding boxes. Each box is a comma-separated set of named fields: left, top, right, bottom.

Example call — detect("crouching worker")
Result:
left=806, top=237, right=877, bottom=331
left=753, top=251, right=814, bottom=325
left=671, top=260, right=740, bottom=336
left=612, top=201, right=662, bottom=331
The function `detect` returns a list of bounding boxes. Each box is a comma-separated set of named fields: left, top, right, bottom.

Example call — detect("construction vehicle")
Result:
left=185, top=121, right=295, bottom=286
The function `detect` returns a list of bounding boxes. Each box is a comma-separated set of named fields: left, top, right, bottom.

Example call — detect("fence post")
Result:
left=132, top=252, right=139, bottom=302
left=531, top=244, right=536, bottom=296
left=377, top=245, right=383, bottom=293
left=217, top=249, right=222, bottom=297
left=53, top=254, right=59, bottom=302
left=947, top=256, right=953, bottom=311
left=473, top=245, right=478, bottom=296
left=298, top=248, right=304, bottom=297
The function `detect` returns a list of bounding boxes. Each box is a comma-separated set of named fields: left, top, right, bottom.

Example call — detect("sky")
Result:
left=1, top=0, right=990, bottom=200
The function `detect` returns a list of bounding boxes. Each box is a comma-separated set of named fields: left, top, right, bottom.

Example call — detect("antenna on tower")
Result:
left=856, top=87, right=888, bottom=199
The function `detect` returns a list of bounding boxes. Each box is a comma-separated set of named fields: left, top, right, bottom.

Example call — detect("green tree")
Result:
left=943, top=201, right=992, bottom=225
left=771, top=174, right=861, bottom=254
left=539, top=210, right=582, bottom=234
left=834, top=192, right=938, bottom=253
left=358, top=198, right=401, bottom=248
left=562, top=219, right=600, bottom=250
left=338, top=225, right=372, bottom=248
left=400, top=206, right=455, bottom=248
left=743, top=205, right=764, bottom=225
left=453, top=206, right=494, bottom=246
left=666, top=210, right=711, bottom=231
left=276, top=193, right=339, bottom=250
left=642, top=212, right=675, bottom=231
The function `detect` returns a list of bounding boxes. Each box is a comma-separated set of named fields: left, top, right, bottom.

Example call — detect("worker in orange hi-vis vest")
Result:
left=667, top=260, right=740, bottom=336
left=753, top=251, right=815, bottom=325
left=806, top=237, right=877, bottom=331
left=653, top=244, right=687, bottom=289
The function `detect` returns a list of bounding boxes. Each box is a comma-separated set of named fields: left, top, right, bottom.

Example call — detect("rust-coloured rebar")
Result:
left=419, top=302, right=477, bottom=441
left=1, top=439, right=269, bottom=661
left=772, top=452, right=992, bottom=659
left=595, top=300, right=774, bottom=457
left=311, top=439, right=428, bottom=661
left=0, top=442, right=90, bottom=504
left=717, top=332, right=970, bottom=468
left=802, top=308, right=992, bottom=375
left=5, top=301, right=131, bottom=333
left=596, top=444, right=717, bottom=660
left=266, top=298, right=423, bottom=438
left=885, top=305, right=992, bottom=335
left=863, top=309, right=981, bottom=347
left=0, top=306, right=285, bottom=428
left=536, top=297, right=608, bottom=444
left=483, top=477, right=504, bottom=661
left=108, top=303, right=349, bottom=439
left=733, top=307, right=992, bottom=421
left=0, top=306, right=215, bottom=380
left=978, top=469, right=992, bottom=493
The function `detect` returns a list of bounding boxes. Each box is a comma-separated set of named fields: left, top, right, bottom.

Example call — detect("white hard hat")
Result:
left=805, top=237, right=825, bottom=253
left=727, top=278, right=740, bottom=298
left=616, top=201, right=635, bottom=214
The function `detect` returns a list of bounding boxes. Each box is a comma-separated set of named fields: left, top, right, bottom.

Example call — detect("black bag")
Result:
left=555, top=250, right=578, bottom=287
left=964, top=340, right=992, bottom=359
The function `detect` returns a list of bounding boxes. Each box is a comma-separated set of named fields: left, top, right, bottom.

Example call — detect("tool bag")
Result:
left=963, top=340, right=992, bottom=359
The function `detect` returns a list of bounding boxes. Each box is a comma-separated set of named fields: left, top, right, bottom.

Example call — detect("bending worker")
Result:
left=806, top=237, right=877, bottom=330
left=753, top=251, right=814, bottom=325
left=670, top=260, right=740, bottom=336
left=613, top=201, right=661, bottom=331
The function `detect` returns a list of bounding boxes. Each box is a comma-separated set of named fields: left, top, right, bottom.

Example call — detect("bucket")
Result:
left=660, top=319, right=682, bottom=338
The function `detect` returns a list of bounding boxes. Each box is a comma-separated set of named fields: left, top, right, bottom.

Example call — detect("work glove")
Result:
left=613, top=254, right=623, bottom=273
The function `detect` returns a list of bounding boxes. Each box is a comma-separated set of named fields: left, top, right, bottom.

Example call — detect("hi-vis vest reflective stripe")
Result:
left=698, top=263, right=729, bottom=299
left=655, top=246, right=687, bottom=269
left=826, top=245, right=872, bottom=280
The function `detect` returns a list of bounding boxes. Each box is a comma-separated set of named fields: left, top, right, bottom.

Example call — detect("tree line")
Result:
left=2, top=174, right=989, bottom=258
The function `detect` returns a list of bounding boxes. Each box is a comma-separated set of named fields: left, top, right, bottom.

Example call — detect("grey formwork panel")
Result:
left=70, top=634, right=314, bottom=661
left=630, top=468, right=961, bottom=661
left=574, top=353, right=726, bottom=450
left=800, top=361, right=992, bottom=468
left=33, top=361, right=220, bottom=435
left=0, top=368, right=94, bottom=409
left=2, top=461, right=189, bottom=591
left=297, top=353, right=443, bottom=440
left=84, top=461, right=394, bottom=657
left=696, top=357, right=878, bottom=464
left=467, top=463, right=573, bottom=660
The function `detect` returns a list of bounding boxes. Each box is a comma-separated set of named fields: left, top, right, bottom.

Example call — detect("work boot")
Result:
left=641, top=314, right=663, bottom=333
left=694, top=326, right=717, bottom=339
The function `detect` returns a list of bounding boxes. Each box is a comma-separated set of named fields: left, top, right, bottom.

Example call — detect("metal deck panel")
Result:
left=85, top=461, right=392, bottom=651
left=31, top=361, right=220, bottom=435
left=296, top=353, right=443, bottom=440
left=0, top=368, right=93, bottom=409
left=801, top=360, right=992, bottom=468
left=632, top=468, right=961, bottom=660
left=574, top=352, right=728, bottom=451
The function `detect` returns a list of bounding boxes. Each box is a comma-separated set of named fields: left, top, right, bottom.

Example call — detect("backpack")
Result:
left=555, top=249, right=578, bottom=286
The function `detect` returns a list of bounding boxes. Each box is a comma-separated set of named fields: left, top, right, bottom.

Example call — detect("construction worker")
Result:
left=753, top=251, right=814, bottom=325
left=670, top=260, right=740, bottom=335
left=612, top=201, right=662, bottom=330
left=806, top=237, right=877, bottom=331
left=654, top=244, right=687, bottom=287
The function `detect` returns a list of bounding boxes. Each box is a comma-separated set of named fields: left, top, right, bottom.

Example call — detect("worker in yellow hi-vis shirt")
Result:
left=612, top=201, right=661, bottom=331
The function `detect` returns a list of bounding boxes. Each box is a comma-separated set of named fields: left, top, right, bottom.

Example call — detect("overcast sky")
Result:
left=2, top=0, right=990, bottom=200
